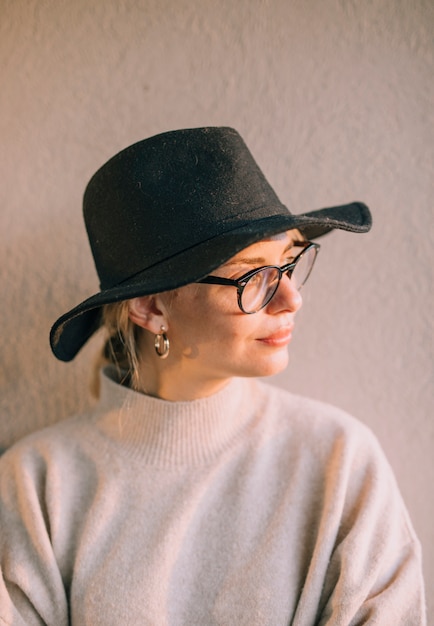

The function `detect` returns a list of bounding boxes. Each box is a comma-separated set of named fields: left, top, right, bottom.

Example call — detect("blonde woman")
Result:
left=0, top=128, right=426, bottom=624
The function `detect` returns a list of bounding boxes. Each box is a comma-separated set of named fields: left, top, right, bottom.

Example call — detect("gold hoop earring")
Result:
left=154, top=325, right=169, bottom=359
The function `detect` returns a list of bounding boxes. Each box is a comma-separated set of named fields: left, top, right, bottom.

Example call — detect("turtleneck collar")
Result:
left=94, top=366, right=259, bottom=467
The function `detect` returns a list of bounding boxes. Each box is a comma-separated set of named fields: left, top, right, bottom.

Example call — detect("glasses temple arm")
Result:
left=198, top=275, right=240, bottom=287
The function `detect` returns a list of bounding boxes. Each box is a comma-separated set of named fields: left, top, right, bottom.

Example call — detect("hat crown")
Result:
left=84, top=127, right=284, bottom=290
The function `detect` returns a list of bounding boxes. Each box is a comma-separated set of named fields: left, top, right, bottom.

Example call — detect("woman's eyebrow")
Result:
left=223, top=240, right=301, bottom=267
left=224, top=256, right=266, bottom=267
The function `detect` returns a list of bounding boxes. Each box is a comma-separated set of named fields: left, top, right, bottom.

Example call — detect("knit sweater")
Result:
left=0, top=368, right=426, bottom=625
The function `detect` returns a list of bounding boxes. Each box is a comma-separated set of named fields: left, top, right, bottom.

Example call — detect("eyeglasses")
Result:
left=198, top=241, right=320, bottom=314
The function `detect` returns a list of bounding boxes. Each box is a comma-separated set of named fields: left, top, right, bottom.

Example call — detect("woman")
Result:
left=0, top=127, right=426, bottom=624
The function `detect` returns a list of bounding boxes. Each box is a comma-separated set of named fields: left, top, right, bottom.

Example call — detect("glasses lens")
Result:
left=291, top=245, right=317, bottom=289
left=241, top=267, right=280, bottom=313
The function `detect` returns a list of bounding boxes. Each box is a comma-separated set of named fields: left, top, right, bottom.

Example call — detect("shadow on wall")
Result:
left=0, top=215, right=98, bottom=449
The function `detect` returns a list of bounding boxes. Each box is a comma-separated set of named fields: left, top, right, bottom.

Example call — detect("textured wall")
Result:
left=1, top=0, right=433, bottom=615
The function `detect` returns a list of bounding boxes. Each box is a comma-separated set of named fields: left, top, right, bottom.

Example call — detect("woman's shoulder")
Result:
left=0, top=408, right=100, bottom=479
left=250, top=378, right=381, bottom=457
left=248, top=379, right=401, bottom=510
left=252, top=378, right=364, bottom=425
left=0, top=369, right=128, bottom=470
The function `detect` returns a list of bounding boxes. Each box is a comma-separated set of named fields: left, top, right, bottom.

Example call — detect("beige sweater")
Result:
left=0, top=368, right=426, bottom=625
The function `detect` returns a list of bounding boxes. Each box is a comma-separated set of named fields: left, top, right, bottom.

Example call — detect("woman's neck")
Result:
left=134, top=358, right=232, bottom=401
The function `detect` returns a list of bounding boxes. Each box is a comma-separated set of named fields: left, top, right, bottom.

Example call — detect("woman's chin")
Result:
left=249, top=349, right=289, bottom=378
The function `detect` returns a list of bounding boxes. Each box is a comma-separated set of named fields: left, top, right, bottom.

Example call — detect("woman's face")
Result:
left=142, top=229, right=305, bottom=400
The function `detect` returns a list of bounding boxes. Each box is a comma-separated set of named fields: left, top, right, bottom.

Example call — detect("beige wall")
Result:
left=2, top=0, right=433, bottom=615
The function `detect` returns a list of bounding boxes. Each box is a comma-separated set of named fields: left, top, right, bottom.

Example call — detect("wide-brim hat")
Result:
left=50, top=126, right=372, bottom=361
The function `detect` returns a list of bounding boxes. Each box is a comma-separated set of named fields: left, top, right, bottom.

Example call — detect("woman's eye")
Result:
left=229, top=266, right=255, bottom=280
left=249, top=273, right=263, bottom=285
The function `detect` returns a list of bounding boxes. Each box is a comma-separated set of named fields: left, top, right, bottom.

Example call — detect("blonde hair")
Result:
left=91, top=300, right=142, bottom=395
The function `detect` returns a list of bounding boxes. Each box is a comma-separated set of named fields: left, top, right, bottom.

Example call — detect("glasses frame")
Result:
left=198, top=241, right=320, bottom=314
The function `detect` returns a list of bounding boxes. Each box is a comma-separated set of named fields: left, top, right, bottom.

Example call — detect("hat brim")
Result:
left=50, top=201, right=371, bottom=361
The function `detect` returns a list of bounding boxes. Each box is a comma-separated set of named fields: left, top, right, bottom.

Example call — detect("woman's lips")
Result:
left=257, top=326, right=294, bottom=347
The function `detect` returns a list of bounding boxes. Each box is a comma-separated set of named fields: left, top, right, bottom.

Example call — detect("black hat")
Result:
left=50, top=126, right=372, bottom=361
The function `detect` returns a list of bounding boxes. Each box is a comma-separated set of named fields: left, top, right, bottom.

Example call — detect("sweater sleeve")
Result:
left=315, top=426, right=426, bottom=625
left=0, top=445, right=69, bottom=626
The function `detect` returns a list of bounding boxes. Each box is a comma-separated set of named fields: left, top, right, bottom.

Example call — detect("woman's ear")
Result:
left=128, top=296, right=167, bottom=334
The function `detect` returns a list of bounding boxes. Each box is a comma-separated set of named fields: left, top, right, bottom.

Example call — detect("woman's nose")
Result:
left=267, top=274, right=303, bottom=314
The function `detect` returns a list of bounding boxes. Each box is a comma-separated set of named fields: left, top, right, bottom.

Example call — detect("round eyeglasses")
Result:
left=198, top=241, right=320, bottom=314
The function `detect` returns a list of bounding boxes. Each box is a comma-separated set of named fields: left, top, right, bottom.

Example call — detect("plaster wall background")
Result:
left=1, top=0, right=433, bottom=616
